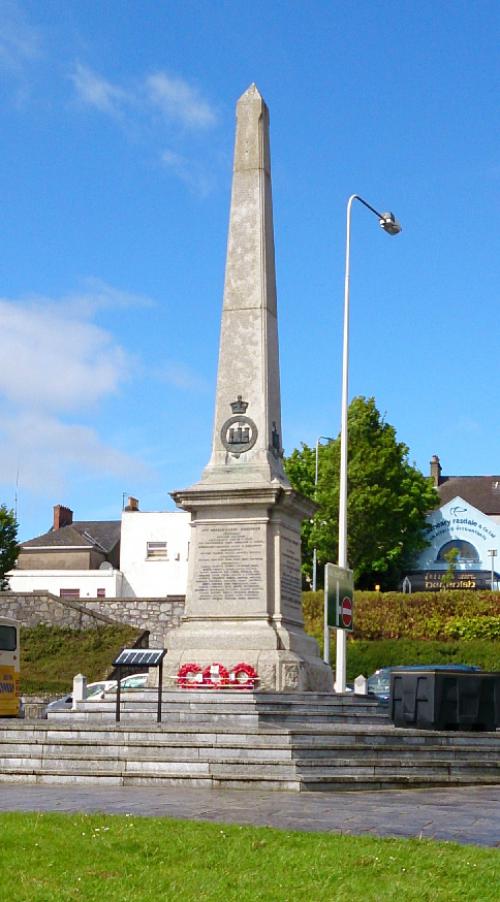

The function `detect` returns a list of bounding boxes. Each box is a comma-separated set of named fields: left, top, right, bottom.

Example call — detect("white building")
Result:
left=7, top=499, right=190, bottom=600
left=119, top=507, right=190, bottom=598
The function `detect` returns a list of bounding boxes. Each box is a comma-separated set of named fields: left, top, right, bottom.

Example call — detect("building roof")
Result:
left=22, top=521, right=121, bottom=553
left=438, top=477, right=500, bottom=515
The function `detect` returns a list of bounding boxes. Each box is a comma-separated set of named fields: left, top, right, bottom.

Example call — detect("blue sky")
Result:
left=1, top=0, right=499, bottom=541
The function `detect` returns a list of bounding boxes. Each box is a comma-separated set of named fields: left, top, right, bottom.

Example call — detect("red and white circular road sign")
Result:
left=341, top=596, right=353, bottom=628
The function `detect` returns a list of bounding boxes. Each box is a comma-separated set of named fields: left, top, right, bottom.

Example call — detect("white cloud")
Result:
left=71, top=65, right=217, bottom=132
left=69, top=65, right=218, bottom=194
left=71, top=62, right=127, bottom=116
left=0, top=1, right=41, bottom=72
left=157, top=360, right=209, bottom=392
left=161, top=149, right=214, bottom=197
left=63, top=277, right=154, bottom=317
left=0, top=412, right=147, bottom=494
left=146, top=72, right=217, bottom=129
left=0, top=282, right=152, bottom=500
left=0, top=295, right=129, bottom=411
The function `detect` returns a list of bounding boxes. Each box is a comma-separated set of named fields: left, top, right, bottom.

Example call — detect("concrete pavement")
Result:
left=0, top=783, right=498, bottom=847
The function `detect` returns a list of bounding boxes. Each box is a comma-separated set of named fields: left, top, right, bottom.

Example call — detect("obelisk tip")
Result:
left=238, top=83, right=264, bottom=103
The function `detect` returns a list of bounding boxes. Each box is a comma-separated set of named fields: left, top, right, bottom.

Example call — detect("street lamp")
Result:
left=488, top=549, right=497, bottom=591
left=312, top=435, right=335, bottom=593
left=335, top=195, right=402, bottom=693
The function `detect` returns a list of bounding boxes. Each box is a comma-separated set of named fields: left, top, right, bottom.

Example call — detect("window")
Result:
left=146, top=541, right=167, bottom=560
left=0, top=625, right=16, bottom=651
left=59, top=589, right=80, bottom=599
left=97, top=588, right=106, bottom=598
left=436, top=541, right=480, bottom=564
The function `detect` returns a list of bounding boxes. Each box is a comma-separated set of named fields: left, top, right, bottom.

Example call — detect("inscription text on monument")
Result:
left=194, top=522, right=266, bottom=606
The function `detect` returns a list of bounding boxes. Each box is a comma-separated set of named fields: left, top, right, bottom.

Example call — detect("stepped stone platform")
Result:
left=1, top=691, right=499, bottom=792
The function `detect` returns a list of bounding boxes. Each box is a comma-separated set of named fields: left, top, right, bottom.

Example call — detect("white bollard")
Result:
left=72, top=673, right=88, bottom=709
left=353, top=674, right=368, bottom=695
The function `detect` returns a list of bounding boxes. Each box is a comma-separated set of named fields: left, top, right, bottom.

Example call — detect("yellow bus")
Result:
left=0, top=617, right=21, bottom=717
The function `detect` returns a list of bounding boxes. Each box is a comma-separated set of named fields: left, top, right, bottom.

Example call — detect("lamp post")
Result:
left=312, top=435, right=335, bottom=593
left=488, top=549, right=497, bottom=591
left=335, top=195, right=402, bottom=693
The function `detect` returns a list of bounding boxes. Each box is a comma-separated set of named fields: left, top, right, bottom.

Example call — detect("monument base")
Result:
left=164, top=617, right=333, bottom=692
left=167, top=483, right=333, bottom=693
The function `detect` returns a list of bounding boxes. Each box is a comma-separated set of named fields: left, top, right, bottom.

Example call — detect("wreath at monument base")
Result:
left=202, top=662, right=229, bottom=689
left=177, top=663, right=203, bottom=689
left=228, top=662, right=258, bottom=690
left=176, top=662, right=258, bottom=690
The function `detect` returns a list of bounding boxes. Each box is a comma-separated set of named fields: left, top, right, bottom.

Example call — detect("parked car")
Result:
left=45, top=674, right=149, bottom=713
left=367, top=664, right=481, bottom=703
left=107, top=673, right=149, bottom=693
left=45, top=680, right=117, bottom=713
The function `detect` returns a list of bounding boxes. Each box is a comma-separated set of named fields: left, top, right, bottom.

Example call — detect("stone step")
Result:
left=2, top=720, right=499, bottom=748
left=147, top=690, right=383, bottom=706
left=1, top=713, right=499, bottom=792
left=49, top=709, right=388, bottom=726
left=2, top=750, right=498, bottom=775
left=2, top=736, right=499, bottom=762
left=3, top=769, right=499, bottom=791
left=0, top=765, right=499, bottom=793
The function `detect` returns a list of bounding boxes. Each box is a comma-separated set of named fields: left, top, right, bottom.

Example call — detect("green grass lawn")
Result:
left=0, top=812, right=498, bottom=901
left=20, top=624, right=142, bottom=695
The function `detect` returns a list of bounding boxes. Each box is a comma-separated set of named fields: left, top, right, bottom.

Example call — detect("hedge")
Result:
left=302, top=590, right=500, bottom=641
left=341, top=639, right=500, bottom=681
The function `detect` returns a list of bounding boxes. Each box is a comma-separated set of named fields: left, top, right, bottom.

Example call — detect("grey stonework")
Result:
left=168, top=85, right=332, bottom=692
left=0, top=592, right=184, bottom=648
left=84, top=597, right=184, bottom=647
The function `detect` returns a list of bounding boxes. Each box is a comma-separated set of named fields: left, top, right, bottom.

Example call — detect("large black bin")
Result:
left=390, top=669, right=500, bottom=731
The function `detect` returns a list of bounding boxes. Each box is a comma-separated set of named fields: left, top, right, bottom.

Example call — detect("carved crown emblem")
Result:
left=230, top=395, right=248, bottom=414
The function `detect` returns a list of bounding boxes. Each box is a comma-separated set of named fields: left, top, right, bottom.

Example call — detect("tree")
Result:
left=0, top=505, right=20, bottom=590
left=284, top=396, right=439, bottom=590
left=441, top=546, right=459, bottom=588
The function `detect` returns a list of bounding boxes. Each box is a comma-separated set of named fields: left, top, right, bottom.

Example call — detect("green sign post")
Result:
left=325, top=562, right=354, bottom=632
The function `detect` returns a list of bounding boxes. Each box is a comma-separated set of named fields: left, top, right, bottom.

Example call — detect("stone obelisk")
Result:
left=168, top=85, right=332, bottom=691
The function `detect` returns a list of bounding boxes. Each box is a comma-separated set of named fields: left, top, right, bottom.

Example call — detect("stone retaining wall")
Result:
left=0, top=592, right=185, bottom=647
left=84, top=597, right=184, bottom=647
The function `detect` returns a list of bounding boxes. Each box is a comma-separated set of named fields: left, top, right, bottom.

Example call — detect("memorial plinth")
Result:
left=167, top=86, right=332, bottom=692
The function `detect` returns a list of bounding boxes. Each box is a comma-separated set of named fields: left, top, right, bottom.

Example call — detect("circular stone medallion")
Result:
left=220, top=415, right=258, bottom=456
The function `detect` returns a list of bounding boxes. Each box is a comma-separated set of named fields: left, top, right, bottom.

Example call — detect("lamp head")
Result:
left=379, top=212, right=402, bottom=236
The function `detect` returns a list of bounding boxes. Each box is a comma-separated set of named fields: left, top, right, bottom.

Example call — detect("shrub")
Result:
left=342, top=639, right=500, bottom=681
left=302, top=590, right=500, bottom=641
left=444, top=616, right=500, bottom=641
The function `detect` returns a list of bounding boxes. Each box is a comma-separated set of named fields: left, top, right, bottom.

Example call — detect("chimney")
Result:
left=430, top=455, right=442, bottom=487
left=53, top=504, right=73, bottom=530
left=124, top=496, right=139, bottom=512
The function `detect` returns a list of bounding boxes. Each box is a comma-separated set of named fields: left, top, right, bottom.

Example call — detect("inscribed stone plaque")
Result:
left=280, top=527, right=302, bottom=611
left=192, top=522, right=266, bottom=611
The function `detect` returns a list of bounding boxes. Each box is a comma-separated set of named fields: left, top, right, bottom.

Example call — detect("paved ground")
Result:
left=0, top=783, right=499, bottom=847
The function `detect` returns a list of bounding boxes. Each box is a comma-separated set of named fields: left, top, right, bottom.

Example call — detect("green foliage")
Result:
left=444, top=616, right=500, bottom=640
left=351, top=590, right=500, bottom=640
left=301, top=590, right=500, bottom=679
left=0, top=504, right=20, bottom=590
left=1, top=811, right=499, bottom=902
left=441, top=547, right=459, bottom=588
left=344, top=639, right=500, bottom=680
left=20, top=623, right=141, bottom=695
left=284, top=397, right=438, bottom=589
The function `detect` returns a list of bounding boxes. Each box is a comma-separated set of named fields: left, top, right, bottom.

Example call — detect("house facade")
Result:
left=7, top=499, right=190, bottom=600
left=407, top=456, right=500, bottom=590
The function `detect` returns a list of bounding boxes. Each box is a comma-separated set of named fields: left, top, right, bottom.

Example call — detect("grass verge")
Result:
left=0, top=812, right=498, bottom=902
left=20, top=623, right=141, bottom=695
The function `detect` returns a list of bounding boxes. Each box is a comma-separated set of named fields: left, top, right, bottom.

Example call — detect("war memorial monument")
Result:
left=1, top=87, right=498, bottom=794
left=166, top=84, right=332, bottom=693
